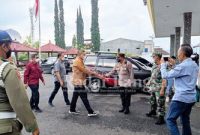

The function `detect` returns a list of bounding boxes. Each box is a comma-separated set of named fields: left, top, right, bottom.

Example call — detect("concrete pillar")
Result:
left=170, top=35, right=175, bottom=56
left=175, top=27, right=181, bottom=57
left=183, top=12, right=192, bottom=45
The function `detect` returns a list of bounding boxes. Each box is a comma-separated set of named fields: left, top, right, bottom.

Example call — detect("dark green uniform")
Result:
left=0, top=61, right=38, bottom=135
left=149, top=64, right=165, bottom=117
left=147, top=63, right=166, bottom=120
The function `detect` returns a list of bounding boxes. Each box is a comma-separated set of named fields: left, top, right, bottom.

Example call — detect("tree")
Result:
left=76, top=7, right=84, bottom=49
left=23, top=36, right=39, bottom=49
left=72, top=35, right=77, bottom=48
left=59, top=0, right=66, bottom=49
left=54, top=0, right=60, bottom=46
left=29, top=8, right=34, bottom=45
left=91, top=0, right=101, bottom=51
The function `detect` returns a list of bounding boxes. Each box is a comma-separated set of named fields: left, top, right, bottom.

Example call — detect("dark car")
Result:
left=84, top=52, right=151, bottom=94
left=41, top=57, right=70, bottom=74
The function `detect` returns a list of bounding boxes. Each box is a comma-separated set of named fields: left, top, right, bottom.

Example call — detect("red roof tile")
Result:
left=11, top=42, right=37, bottom=52
left=40, top=41, right=66, bottom=53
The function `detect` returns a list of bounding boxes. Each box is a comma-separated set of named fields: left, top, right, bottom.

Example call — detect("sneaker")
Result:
left=48, top=102, right=55, bottom=107
left=69, top=110, right=80, bottom=115
left=35, top=107, right=43, bottom=113
left=88, top=112, right=98, bottom=117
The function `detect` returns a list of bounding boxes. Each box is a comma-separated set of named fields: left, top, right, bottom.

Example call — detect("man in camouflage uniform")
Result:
left=0, top=30, right=39, bottom=135
left=146, top=52, right=166, bottom=125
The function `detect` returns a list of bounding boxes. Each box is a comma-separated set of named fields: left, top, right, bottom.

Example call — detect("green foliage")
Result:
left=91, top=0, right=101, bottom=52
left=18, top=53, right=28, bottom=61
left=54, top=0, right=66, bottom=49
left=76, top=7, right=84, bottom=50
left=72, top=35, right=77, bottom=48
left=59, top=0, right=66, bottom=49
left=23, top=36, right=39, bottom=49
left=54, top=0, right=60, bottom=46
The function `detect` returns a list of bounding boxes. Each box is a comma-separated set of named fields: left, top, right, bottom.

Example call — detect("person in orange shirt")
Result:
left=69, top=50, right=104, bottom=117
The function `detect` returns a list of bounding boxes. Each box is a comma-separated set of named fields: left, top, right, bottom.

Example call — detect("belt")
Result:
left=0, top=112, right=17, bottom=119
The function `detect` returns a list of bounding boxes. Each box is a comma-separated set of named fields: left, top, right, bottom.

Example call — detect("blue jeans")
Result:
left=166, top=101, right=195, bottom=135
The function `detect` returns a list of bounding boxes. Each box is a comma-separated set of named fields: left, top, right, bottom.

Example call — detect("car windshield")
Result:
left=134, top=59, right=151, bottom=70
left=45, top=57, right=57, bottom=64
left=85, top=55, right=97, bottom=66
left=98, top=58, right=116, bottom=67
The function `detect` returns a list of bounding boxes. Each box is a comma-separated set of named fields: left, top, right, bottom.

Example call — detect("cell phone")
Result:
left=164, top=57, right=169, bottom=61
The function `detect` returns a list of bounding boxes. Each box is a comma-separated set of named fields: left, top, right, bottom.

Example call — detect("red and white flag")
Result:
left=34, top=0, right=39, bottom=20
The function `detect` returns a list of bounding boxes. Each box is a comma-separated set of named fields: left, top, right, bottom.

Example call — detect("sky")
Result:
left=1, top=0, right=200, bottom=52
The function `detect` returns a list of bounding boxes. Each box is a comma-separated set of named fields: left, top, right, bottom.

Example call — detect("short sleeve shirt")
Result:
left=54, top=60, right=66, bottom=83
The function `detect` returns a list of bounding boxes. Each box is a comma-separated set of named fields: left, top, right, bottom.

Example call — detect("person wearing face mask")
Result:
left=69, top=50, right=104, bottom=117
left=24, top=54, right=45, bottom=113
left=48, top=53, right=71, bottom=107
left=106, top=53, right=134, bottom=114
left=0, top=30, right=40, bottom=135
left=161, top=44, right=198, bottom=135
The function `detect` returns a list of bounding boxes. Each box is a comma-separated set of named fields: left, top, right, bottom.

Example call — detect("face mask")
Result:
left=6, top=49, right=12, bottom=59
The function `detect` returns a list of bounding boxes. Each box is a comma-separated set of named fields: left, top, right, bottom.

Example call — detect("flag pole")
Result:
left=38, top=0, right=41, bottom=60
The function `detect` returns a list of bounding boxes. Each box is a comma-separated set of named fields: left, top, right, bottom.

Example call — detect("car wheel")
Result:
left=88, top=79, right=101, bottom=93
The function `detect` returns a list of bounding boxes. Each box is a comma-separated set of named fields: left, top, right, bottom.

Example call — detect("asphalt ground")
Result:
left=22, top=74, right=200, bottom=135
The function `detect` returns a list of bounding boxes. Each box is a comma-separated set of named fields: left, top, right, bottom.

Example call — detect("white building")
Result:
left=100, top=38, right=145, bottom=56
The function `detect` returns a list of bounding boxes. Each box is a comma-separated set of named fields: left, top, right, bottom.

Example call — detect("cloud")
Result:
left=0, top=0, right=199, bottom=51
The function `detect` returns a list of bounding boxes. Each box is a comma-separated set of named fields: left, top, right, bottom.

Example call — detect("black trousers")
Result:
left=70, top=86, right=94, bottom=114
left=29, top=84, right=40, bottom=109
left=48, top=81, right=70, bottom=104
left=119, top=87, right=131, bottom=108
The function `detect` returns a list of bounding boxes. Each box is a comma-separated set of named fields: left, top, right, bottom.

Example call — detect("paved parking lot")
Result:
left=22, top=74, right=200, bottom=135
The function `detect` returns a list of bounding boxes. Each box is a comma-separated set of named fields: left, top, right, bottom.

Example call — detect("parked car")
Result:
left=41, top=57, right=70, bottom=74
left=64, top=55, right=74, bottom=72
left=84, top=52, right=151, bottom=94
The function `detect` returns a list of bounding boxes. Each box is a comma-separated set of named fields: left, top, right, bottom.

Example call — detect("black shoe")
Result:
left=124, top=108, right=130, bottom=114
left=31, top=106, right=35, bottom=110
left=155, top=116, right=165, bottom=125
left=35, top=107, right=43, bottom=113
left=146, top=110, right=157, bottom=117
left=48, top=102, right=54, bottom=107
left=119, top=107, right=125, bottom=113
